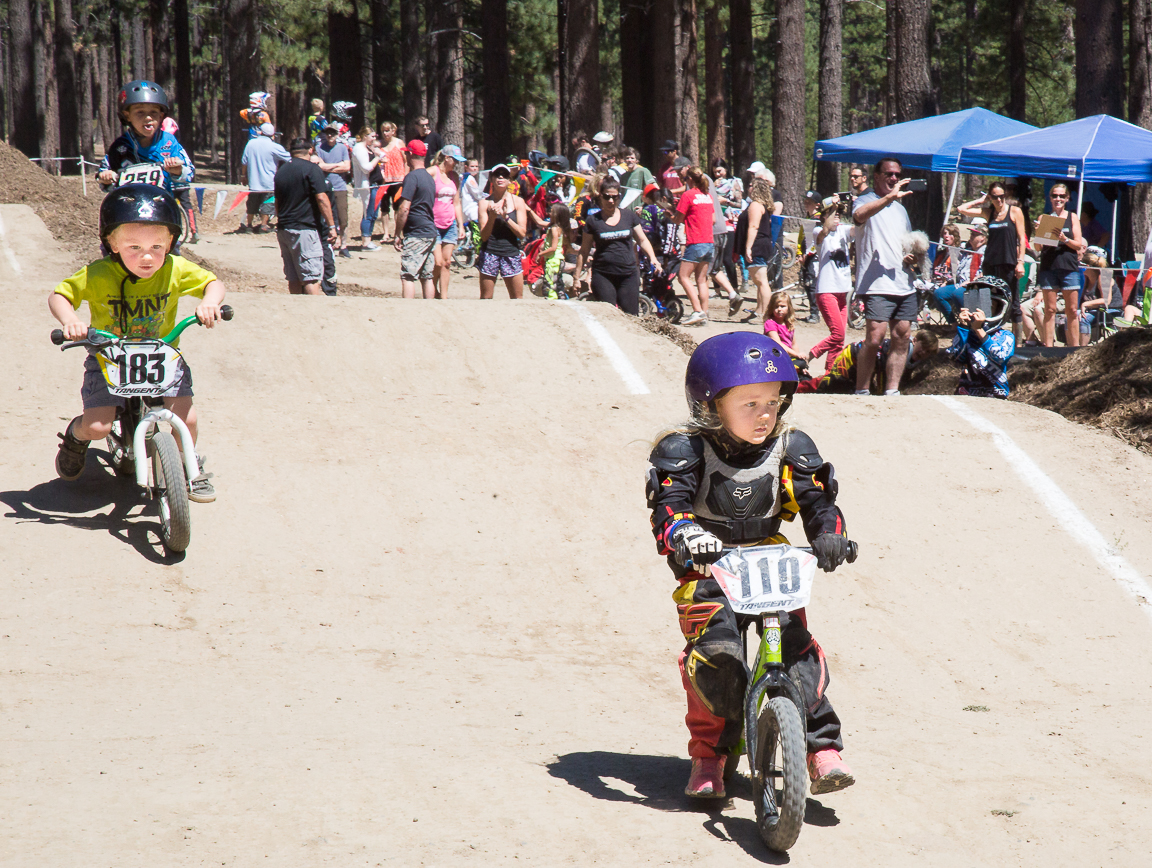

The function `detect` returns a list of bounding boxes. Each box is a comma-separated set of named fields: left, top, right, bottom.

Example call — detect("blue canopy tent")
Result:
left=812, top=107, right=1037, bottom=173
left=956, top=115, right=1152, bottom=261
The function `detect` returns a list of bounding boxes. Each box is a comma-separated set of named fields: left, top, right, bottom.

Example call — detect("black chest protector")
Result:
left=693, top=436, right=786, bottom=545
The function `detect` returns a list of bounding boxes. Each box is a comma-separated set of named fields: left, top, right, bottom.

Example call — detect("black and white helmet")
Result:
left=332, top=101, right=356, bottom=122
left=968, top=276, right=1013, bottom=333
left=99, top=183, right=184, bottom=242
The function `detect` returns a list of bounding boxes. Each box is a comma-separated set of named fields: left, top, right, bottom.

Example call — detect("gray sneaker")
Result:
left=362, top=241, right=380, bottom=251
left=681, top=310, right=706, bottom=326
left=188, top=454, right=216, bottom=503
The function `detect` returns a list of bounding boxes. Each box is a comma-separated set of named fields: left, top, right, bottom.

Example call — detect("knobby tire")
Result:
left=753, top=695, right=807, bottom=852
left=149, top=431, right=191, bottom=552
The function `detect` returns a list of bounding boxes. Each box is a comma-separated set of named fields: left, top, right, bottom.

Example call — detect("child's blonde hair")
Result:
left=310, top=98, right=324, bottom=113
left=767, top=290, right=796, bottom=329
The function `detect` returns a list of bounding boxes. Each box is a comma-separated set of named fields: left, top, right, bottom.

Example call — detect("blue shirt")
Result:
left=99, top=129, right=194, bottom=192
left=241, top=137, right=291, bottom=192
left=314, top=141, right=351, bottom=191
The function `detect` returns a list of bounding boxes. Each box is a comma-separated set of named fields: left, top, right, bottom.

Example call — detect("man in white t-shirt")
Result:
left=851, top=157, right=918, bottom=395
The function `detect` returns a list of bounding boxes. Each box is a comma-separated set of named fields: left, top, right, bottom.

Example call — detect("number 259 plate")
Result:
left=710, top=545, right=817, bottom=615
left=118, top=163, right=166, bottom=187
left=97, top=341, right=184, bottom=397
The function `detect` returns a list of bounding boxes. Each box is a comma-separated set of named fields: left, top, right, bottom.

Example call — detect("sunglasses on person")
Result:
left=989, top=193, right=1005, bottom=200
left=601, top=193, right=620, bottom=201
left=849, top=173, right=864, bottom=179
left=881, top=171, right=902, bottom=178
left=1050, top=193, right=1067, bottom=200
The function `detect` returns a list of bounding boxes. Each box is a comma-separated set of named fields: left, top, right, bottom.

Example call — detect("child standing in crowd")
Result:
left=537, top=203, right=575, bottom=299
left=97, top=81, right=194, bottom=196
left=764, top=290, right=809, bottom=373
left=240, top=92, right=272, bottom=139
left=807, top=203, right=854, bottom=372
left=646, top=331, right=856, bottom=800
left=307, top=99, right=327, bottom=141
left=49, top=185, right=224, bottom=500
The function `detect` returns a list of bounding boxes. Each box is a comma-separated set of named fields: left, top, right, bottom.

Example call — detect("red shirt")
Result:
left=677, top=189, right=715, bottom=245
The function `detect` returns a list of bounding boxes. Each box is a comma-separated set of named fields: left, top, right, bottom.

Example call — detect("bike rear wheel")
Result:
left=148, top=431, right=191, bottom=552
left=452, top=246, right=475, bottom=269
left=638, top=293, right=655, bottom=317
left=847, top=292, right=866, bottom=330
left=105, top=418, right=134, bottom=477
left=752, top=695, right=807, bottom=852
left=665, top=296, right=684, bottom=323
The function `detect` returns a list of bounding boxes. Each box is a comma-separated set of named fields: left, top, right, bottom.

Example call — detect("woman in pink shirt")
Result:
left=428, top=145, right=466, bottom=299
left=663, top=166, right=715, bottom=326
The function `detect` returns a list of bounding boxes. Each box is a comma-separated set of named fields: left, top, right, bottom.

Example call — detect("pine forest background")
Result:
left=1, top=0, right=1150, bottom=252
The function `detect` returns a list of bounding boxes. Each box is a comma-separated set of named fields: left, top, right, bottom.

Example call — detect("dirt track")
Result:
left=3, top=203, right=1152, bottom=865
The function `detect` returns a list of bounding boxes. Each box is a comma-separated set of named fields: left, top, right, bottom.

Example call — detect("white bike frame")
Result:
left=131, top=407, right=199, bottom=491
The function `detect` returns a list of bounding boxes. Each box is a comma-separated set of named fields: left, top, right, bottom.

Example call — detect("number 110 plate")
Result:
left=710, top=545, right=817, bottom=615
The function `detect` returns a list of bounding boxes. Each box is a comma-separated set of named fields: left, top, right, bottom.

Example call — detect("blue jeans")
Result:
left=931, top=283, right=966, bottom=323
left=360, top=190, right=380, bottom=238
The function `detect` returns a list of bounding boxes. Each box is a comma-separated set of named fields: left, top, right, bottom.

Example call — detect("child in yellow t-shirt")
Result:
left=49, top=184, right=226, bottom=501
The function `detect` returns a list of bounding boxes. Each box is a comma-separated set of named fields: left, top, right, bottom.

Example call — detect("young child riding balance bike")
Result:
left=49, top=184, right=226, bottom=501
left=647, top=332, right=856, bottom=799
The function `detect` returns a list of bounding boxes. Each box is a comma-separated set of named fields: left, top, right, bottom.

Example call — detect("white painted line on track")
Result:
left=564, top=301, right=650, bottom=395
left=0, top=212, right=22, bottom=275
left=933, top=395, right=1152, bottom=625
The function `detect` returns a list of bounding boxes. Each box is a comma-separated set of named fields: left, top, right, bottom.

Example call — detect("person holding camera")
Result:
left=851, top=157, right=920, bottom=395
left=806, top=200, right=854, bottom=372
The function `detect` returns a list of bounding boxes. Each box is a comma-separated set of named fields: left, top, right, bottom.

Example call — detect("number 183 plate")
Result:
left=97, top=341, right=184, bottom=397
left=710, top=545, right=817, bottom=615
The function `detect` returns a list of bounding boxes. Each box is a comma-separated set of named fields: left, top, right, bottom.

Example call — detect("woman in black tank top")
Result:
left=1030, top=183, right=1085, bottom=347
left=477, top=163, right=528, bottom=299
left=958, top=181, right=1028, bottom=343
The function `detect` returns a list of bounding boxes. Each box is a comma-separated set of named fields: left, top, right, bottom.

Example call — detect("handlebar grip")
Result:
left=220, top=305, right=234, bottom=321
left=51, top=329, right=65, bottom=345
left=846, top=541, right=859, bottom=564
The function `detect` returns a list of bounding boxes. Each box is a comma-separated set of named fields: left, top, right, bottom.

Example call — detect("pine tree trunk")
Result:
left=400, top=0, right=423, bottom=131
left=54, top=0, right=79, bottom=172
left=372, top=0, right=398, bottom=122
left=729, top=0, right=754, bottom=179
left=174, top=0, right=193, bottom=146
left=885, top=0, right=896, bottom=125
left=437, top=0, right=464, bottom=146
left=150, top=0, right=170, bottom=89
left=703, top=0, right=727, bottom=169
left=651, top=0, right=678, bottom=158
left=329, top=8, right=365, bottom=132
left=223, top=0, right=261, bottom=182
left=78, top=45, right=95, bottom=163
left=566, top=0, right=600, bottom=145
left=893, top=0, right=935, bottom=231
left=621, top=0, right=655, bottom=165
left=96, top=45, right=113, bottom=147
left=34, top=0, right=60, bottom=170
left=9, top=0, right=38, bottom=157
left=131, top=16, right=147, bottom=79
left=677, top=0, right=699, bottom=161
left=1075, top=0, right=1124, bottom=118
left=1130, top=0, right=1152, bottom=258
left=480, top=0, right=511, bottom=164
left=815, top=0, right=842, bottom=194
left=425, top=0, right=438, bottom=127
left=773, top=0, right=805, bottom=215
left=1006, top=0, right=1025, bottom=120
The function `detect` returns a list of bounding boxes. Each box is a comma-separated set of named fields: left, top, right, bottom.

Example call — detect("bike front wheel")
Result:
left=452, top=246, right=475, bottom=269
left=752, top=695, right=807, bottom=852
left=637, top=293, right=655, bottom=317
left=148, top=431, right=191, bottom=552
left=847, top=292, right=866, bottom=330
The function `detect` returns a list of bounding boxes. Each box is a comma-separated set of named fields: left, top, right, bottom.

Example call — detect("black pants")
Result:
left=590, top=268, right=641, bottom=316
left=985, top=263, right=1023, bottom=323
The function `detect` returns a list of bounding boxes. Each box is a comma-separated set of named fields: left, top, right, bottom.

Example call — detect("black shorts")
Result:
left=863, top=292, right=918, bottom=323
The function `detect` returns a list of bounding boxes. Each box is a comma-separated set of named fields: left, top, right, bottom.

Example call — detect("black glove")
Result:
left=671, top=523, right=723, bottom=575
left=812, top=533, right=849, bottom=573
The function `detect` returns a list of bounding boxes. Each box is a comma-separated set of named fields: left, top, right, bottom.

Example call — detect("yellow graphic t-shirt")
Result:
left=54, top=255, right=216, bottom=347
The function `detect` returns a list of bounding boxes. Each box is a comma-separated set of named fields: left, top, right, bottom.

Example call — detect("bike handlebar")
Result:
left=51, top=305, right=233, bottom=349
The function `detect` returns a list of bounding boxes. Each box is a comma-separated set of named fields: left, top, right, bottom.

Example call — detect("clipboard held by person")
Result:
left=1032, top=214, right=1067, bottom=247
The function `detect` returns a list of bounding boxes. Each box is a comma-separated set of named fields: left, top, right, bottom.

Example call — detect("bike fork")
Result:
left=132, top=408, right=199, bottom=490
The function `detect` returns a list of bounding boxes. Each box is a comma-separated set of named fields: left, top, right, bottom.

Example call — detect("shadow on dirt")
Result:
left=0, top=450, right=184, bottom=564
left=547, top=751, right=837, bottom=863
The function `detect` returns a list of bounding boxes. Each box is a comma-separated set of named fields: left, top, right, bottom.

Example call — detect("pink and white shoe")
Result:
left=685, top=756, right=727, bottom=798
left=807, top=748, right=855, bottom=795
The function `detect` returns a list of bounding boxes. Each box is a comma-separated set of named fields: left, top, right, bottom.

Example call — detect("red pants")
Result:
left=808, top=292, right=848, bottom=373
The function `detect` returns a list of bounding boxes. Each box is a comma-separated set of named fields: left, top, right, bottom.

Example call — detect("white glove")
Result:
left=672, top=523, right=723, bottom=576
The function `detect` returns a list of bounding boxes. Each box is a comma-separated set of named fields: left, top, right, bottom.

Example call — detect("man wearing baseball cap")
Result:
left=658, top=141, right=680, bottom=194
left=240, top=120, right=290, bottom=233
left=393, top=139, right=438, bottom=299
left=315, top=122, right=353, bottom=256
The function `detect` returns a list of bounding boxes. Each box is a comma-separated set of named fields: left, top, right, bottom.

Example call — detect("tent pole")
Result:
left=1077, top=179, right=1085, bottom=218
left=943, top=171, right=960, bottom=229
left=1111, top=198, right=1118, bottom=264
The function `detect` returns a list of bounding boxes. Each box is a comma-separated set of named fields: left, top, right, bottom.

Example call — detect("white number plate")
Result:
left=97, top=341, right=184, bottom=397
left=710, top=545, right=817, bottom=615
left=118, top=163, right=165, bottom=187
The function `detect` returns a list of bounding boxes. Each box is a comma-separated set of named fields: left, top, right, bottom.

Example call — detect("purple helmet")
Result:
left=685, top=332, right=798, bottom=406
